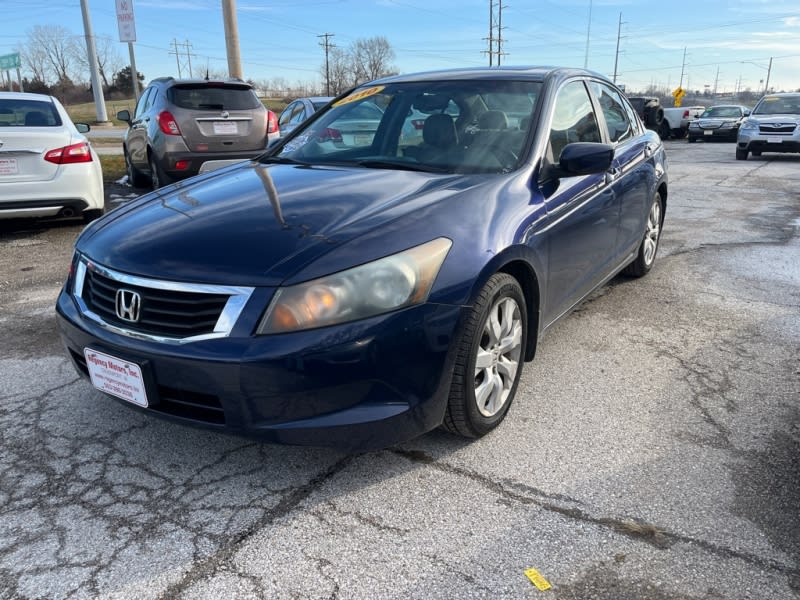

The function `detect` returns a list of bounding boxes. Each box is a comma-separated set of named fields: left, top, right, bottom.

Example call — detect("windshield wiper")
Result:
left=355, top=159, right=450, bottom=173
left=260, top=156, right=310, bottom=166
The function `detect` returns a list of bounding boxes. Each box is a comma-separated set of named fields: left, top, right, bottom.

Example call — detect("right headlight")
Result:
left=257, top=237, right=452, bottom=334
left=739, top=119, right=758, bottom=131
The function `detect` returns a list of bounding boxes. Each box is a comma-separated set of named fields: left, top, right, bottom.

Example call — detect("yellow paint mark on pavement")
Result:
left=524, top=567, right=552, bottom=591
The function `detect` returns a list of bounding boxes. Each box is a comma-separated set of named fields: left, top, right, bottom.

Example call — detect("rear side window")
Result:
left=0, top=99, right=62, bottom=127
left=168, top=85, right=261, bottom=110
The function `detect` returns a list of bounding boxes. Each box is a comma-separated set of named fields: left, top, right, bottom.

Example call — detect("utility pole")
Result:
left=612, top=12, right=623, bottom=83
left=184, top=39, right=194, bottom=78
left=713, top=66, right=720, bottom=98
left=764, top=56, right=773, bottom=94
left=169, top=39, right=183, bottom=77
left=317, top=33, right=335, bottom=95
left=485, top=0, right=494, bottom=66
left=221, top=0, right=243, bottom=79
left=484, top=0, right=506, bottom=66
left=497, top=0, right=505, bottom=66
left=583, top=0, right=592, bottom=69
left=79, top=0, right=109, bottom=123
left=678, top=46, right=687, bottom=89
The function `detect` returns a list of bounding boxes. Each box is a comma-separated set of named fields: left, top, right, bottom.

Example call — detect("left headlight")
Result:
left=257, top=237, right=452, bottom=334
left=739, top=119, right=757, bottom=131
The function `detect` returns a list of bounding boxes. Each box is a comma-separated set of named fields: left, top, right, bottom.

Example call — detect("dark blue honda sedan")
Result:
left=56, top=67, right=667, bottom=449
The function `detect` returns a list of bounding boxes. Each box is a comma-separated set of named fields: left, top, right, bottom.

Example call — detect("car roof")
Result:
left=0, top=91, right=55, bottom=102
left=303, top=96, right=334, bottom=103
left=761, top=92, right=800, bottom=98
left=151, top=77, right=253, bottom=88
left=370, top=65, right=607, bottom=85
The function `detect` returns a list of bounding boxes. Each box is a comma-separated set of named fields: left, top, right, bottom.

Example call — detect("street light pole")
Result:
left=764, top=57, right=773, bottom=95
left=79, top=0, right=109, bottom=123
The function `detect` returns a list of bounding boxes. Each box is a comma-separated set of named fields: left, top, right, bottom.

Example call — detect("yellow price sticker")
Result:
left=333, top=85, right=386, bottom=107
left=524, top=567, right=552, bottom=591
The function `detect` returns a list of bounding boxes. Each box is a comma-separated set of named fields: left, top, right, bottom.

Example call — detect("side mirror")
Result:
left=744, top=110, right=751, bottom=116
left=116, top=110, right=131, bottom=123
left=549, top=142, right=614, bottom=179
left=75, top=123, right=91, bottom=133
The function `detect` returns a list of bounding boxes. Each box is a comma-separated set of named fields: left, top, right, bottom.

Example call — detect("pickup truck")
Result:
left=627, top=96, right=704, bottom=139
left=661, top=105, right=705, bottom=139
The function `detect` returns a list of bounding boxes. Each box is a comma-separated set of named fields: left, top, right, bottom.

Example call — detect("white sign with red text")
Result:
left=84, top=348, right=148, bottom=407
left=116, top=0, right=137, bottom=43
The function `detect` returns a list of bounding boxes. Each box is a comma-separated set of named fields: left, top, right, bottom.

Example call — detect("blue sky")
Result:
left=2, top=0, right=799, bottom=96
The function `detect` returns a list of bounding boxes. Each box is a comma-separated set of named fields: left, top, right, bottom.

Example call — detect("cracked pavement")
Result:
left=1, top=142, right=798, bottom=599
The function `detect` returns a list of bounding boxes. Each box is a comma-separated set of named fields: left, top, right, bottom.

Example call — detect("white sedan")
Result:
left=0, top=92, right=104, bottom=222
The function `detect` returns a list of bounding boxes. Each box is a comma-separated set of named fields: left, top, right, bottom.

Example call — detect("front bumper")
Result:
left=56, top=287, right=466, bottom=449
left=737, top=130, right=800, bottom=153
left=688, top=125, right=739, bottom=140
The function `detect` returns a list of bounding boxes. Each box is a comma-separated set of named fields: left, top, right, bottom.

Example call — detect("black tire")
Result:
left=658, top=120, right=671, bottom=140
left=125, top=148, right=149, bottom=188
left=673, top=128, right=688, bottom=139
left=688, top=137, right=696, bottom=143
left=443, top=273, right=527, bottom=438
left=735, top=148, right=748, bottom=161
left=647, top=106, right=664, bottom=127
left=623, top=191, right=663, bottom=278
left=83, top=208, right=104, bottom=223
left=149, top=153, right=172, bottom=189
left=751, top=150, right=762, bottom=156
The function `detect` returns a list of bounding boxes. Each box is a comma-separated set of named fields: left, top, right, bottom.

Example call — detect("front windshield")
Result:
left=271, top=80, right=542, bottom=174
left=701, top=106, right=742, bottom=118
left=754, top=96, right=800, bottom=115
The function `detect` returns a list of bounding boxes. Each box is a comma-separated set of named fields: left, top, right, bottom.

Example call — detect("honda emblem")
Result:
left=115, top=289, right=141, bottom=323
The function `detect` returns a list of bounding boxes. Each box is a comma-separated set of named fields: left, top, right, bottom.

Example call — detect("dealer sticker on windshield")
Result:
left=333, top=85, right=385, bottom=107
left=84, top=348, right=148, bottom=407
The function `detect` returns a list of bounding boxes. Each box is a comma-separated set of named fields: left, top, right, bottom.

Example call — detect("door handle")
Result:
left=605, top=167, right=621, bottom=184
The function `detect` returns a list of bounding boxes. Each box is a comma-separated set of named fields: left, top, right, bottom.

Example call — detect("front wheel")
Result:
left=443, top=273, right=527, bottom=438
left=735, top=148, right=748, bottom=160
left=688, top=136, right=697, bottom=143
left=623, top=191, right=662, bottom=278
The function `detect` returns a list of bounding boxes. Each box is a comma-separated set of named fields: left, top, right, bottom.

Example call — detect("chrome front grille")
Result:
left=758, top=124, right=796, bottom=134
left=73, top=257, right=254, bottom=343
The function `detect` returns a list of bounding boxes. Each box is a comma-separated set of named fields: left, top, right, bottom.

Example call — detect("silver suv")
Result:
left=736, top=92, right=800, bottom=160
left=118, top=78, right=278, bottom=188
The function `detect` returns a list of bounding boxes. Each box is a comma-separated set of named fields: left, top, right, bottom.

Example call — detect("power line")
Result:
left=317, top=33, right=335, bottom=95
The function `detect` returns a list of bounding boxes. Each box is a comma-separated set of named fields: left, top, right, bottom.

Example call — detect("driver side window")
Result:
left=549, top=81, right=601, bottom=161
left=589, top=81, right=634, bottom=144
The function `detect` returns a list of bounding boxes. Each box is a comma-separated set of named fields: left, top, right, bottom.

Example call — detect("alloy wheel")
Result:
left=643, top=199, right=661, bottom=266
left=473, top=296, right=523, bottom=417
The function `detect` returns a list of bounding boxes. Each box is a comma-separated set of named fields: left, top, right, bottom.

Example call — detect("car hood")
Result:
left=749, top=114, right=800, bottom=123
left=77, top=162, right=472, bottom=286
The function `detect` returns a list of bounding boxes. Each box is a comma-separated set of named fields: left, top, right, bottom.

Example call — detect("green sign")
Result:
left=0, top=53, right=21, bottom=71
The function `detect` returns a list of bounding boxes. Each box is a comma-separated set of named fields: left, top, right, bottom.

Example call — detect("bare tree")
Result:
left=26, top=25, right=80, bottom=84
left=350, top=36, right=396, bottom=84
left=320, top=36, right=396, bottom=94
left=19, top=43, right=49, bottom=84
left=72, top=35, right=123, bottom=90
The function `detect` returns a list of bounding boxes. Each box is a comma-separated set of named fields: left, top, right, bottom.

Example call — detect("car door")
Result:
left=588, top=80, right=654, bottom=261
left=540, top=79, right=621, bottom=326
left=127, top=86, right=155, bottom=169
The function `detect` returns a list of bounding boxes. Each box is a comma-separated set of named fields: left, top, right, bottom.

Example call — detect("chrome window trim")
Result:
left=73, top=257, right=255, bottom=345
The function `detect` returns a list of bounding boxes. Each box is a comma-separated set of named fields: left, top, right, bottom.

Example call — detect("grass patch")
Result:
left=99, top=155, right=126, bottom=183
left=67, top=99, right=135, bottom=126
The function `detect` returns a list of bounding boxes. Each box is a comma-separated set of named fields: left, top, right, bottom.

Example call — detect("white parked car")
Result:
left=0, top=92, right=104, bottom=222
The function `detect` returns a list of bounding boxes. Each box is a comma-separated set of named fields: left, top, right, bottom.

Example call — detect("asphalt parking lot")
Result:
left=0, top=140, right=798, bottom=599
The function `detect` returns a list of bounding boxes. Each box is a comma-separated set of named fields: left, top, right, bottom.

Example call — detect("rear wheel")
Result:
left=623, top=191, right=662, bottom=278
left=149, top=154, right=173, bottom=189
left=124, top=148, right=149, bottom=188
left=443, top=273, right=527, bottom=438
left=82, top=208, right=104, bottom=223
left=688, top=137, right=696, bottom=143
left=735, top=148, right=748, bottom=160
left=659, top=120, right=671, bottom=140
